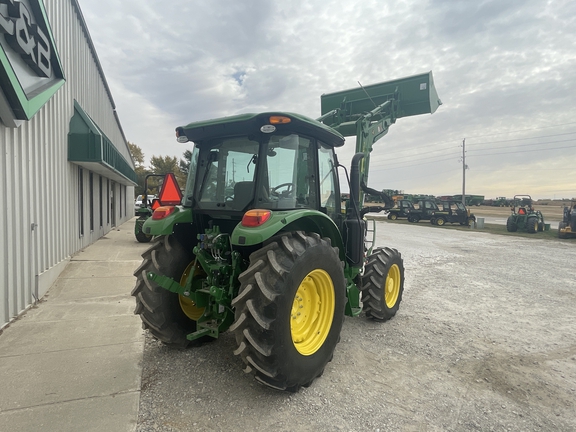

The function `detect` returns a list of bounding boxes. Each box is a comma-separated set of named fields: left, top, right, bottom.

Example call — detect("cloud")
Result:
left=78, top=0, right=576, bottom=199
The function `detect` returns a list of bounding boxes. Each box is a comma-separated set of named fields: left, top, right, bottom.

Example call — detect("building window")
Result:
left=107, top=178, right=110, bottom=224
left=99, top=176, right=103, bottom=228
left=79, top=167, right=84, bottom=237
left=123, top=185, right=127, bottom=217
left=89, top=172, right=94, bottom=231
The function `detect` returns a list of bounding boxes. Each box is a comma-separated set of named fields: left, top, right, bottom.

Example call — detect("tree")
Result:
left=150, top=155, right=186, bottom=190
left=128, top=142, right=149, bottom=197
left=179, top=149, right=193, bottom=176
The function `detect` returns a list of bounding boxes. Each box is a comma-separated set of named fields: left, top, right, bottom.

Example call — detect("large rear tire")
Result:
left=527, top=217, right=538, bottom=233
left=132, top=235, right=205, bottom=348
left=506, top=216, right=517, bottom=232
left=231, top=231, right=345, bottom=392
left=361, top=247, right=405, bottom=321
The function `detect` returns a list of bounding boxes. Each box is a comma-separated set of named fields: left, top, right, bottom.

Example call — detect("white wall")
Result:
left=0, top=0, right=135, bottom=327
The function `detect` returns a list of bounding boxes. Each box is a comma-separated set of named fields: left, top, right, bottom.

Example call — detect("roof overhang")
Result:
left=68, top=101, right=136, bottom=186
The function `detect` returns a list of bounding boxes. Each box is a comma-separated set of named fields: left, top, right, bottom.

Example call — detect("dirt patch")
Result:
left=135, top=223, right=576, bottom=432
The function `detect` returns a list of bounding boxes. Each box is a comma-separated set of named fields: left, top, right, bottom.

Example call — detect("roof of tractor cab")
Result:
left=176, top=112, right=345, bottom=147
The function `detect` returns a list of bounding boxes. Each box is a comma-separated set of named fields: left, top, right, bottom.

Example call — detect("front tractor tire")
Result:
left=132, top=235, right=204, bottom=348
left=361, top=247, right=405, bottom=321
left=231, top=231, right=346, bottom=392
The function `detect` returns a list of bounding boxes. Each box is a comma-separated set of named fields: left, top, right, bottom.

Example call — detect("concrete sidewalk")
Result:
left=0, top=219, right=148, bottom=432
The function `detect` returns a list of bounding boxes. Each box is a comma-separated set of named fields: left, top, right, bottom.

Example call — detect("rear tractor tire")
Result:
left=231, top=231, right=346, bottom=392
left=132, top=235, right=206, bottom=348
left=506, top=217, right=517, bottom=232
left=527, top=217, right=538, bottom=234
left=361, top=247, right=405, bottom=321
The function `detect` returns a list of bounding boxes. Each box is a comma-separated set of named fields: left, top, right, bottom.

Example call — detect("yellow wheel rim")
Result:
left=178, top=262, right=205, bottom=321
left=291, top=269, right=335, bottom=356
left=384, top=264, right=401, bottom=308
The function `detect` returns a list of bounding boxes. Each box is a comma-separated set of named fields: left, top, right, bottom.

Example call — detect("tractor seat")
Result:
left=232, top=181, right=254, bottom=210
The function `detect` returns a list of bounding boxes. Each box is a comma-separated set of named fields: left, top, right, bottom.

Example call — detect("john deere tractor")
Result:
left=506, top=195, right=545, bottom=233
left=132, top=72, right=441, bottom=391
left=558, top=201, right=576, bottom=239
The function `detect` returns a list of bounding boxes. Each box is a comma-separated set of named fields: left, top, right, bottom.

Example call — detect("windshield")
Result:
left=189, top=133, right=317, bottom=211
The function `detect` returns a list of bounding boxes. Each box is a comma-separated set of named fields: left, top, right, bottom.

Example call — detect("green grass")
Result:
left=366, top=216, right=566, bottom=242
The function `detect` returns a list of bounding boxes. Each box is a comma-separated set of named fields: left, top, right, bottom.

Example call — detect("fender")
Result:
left=142, top=206, right=193, bottom=236
left=231, top=209, right=346, bottom=261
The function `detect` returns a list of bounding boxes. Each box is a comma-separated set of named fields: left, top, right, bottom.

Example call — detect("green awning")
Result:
left=68, top=101, right=137, bottom=185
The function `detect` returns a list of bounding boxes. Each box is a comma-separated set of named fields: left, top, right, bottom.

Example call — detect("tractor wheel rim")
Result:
left=178, top=262, right=205, bottom=321
left=291, top=269, right=335, bottom=356
left=384, top=264, right=401, bottom=308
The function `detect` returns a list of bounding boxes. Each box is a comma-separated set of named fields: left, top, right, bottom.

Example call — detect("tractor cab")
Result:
left=175, top=113, right=346, bottom=236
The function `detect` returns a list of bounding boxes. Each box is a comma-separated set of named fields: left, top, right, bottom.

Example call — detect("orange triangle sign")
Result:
left=158, top=173, right=183, bottom=205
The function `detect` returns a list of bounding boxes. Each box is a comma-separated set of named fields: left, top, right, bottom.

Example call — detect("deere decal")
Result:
left=0, top=0, right=64, bottom=125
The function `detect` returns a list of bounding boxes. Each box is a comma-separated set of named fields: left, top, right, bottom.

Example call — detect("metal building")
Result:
left=0, top=0, right=136, bottom=328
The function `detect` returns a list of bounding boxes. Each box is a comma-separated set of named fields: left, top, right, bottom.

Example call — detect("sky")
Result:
left=78, top=0, right=576, bottom=200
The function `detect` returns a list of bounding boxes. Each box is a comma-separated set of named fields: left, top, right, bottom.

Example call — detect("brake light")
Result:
left=241, top=210, right=272, bottom=227
left=152, top=206, right=176, bottom=220
left=269, top=116, right=291, bottom=124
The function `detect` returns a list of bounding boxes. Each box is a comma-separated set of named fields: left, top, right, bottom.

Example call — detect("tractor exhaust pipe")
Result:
left=345, top=153, right=366, bottom=266
left=349, top=152, right=364, bottom=214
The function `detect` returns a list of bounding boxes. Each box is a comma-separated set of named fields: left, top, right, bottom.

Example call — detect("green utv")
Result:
left=132, top=72, right=441, bottom=391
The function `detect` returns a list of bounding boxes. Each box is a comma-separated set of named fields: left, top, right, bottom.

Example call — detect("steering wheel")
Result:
left=271, top=182, right=294, bottom=197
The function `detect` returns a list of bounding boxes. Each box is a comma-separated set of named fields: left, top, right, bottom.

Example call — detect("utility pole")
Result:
left=461, top=138, right=466, bottom=206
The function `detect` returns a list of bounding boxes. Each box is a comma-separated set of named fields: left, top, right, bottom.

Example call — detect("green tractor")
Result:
left=506, top=195, right=545, bottom=233
left=558, top=201, right=576, bottom=239
left=132, top=72, right=441, bottom=391
left=134, top=174, right=171, bottom=243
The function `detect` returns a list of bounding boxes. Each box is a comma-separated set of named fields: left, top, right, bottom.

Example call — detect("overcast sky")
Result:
left=79, top=0, right=575, bottom=200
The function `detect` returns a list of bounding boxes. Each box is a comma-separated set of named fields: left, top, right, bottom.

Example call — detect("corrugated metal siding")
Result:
left=0, top=0, right=135, bottom=327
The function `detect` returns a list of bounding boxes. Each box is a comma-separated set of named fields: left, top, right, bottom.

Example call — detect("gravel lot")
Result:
left=136, top=222, right=576, bottom=431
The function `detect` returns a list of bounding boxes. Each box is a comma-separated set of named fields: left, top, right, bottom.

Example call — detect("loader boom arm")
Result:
left=318, top=71, right=441, bottom=205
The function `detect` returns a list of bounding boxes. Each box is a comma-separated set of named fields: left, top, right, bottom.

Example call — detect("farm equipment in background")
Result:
left=134, top=174, right=178, bottom=243
left=431, top=200, right=476, bottom=226
left=132, top=72, right=441, bottom=391
left=506, top=195, right=545, bottom=233
left=406, top=199, right=439, bottom=223
left=558, top=201, right=576, bottom=239
left=451, top=194, right=485, bottom=206
left=387, top=199, right=415, bottom=220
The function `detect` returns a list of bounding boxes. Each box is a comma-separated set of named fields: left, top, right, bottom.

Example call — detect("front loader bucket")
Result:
left=320, top=71, right=442, bottom=121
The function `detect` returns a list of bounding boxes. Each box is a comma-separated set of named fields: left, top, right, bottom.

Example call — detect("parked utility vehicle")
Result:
left=431, top=200, right=476, bottom=226
left=387, top=199, right=415, bottom=220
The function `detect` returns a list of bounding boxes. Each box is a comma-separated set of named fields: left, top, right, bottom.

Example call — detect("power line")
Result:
left=467, top=131, right=576, bottom=146
left=464, top=121, right=576, bottom=140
